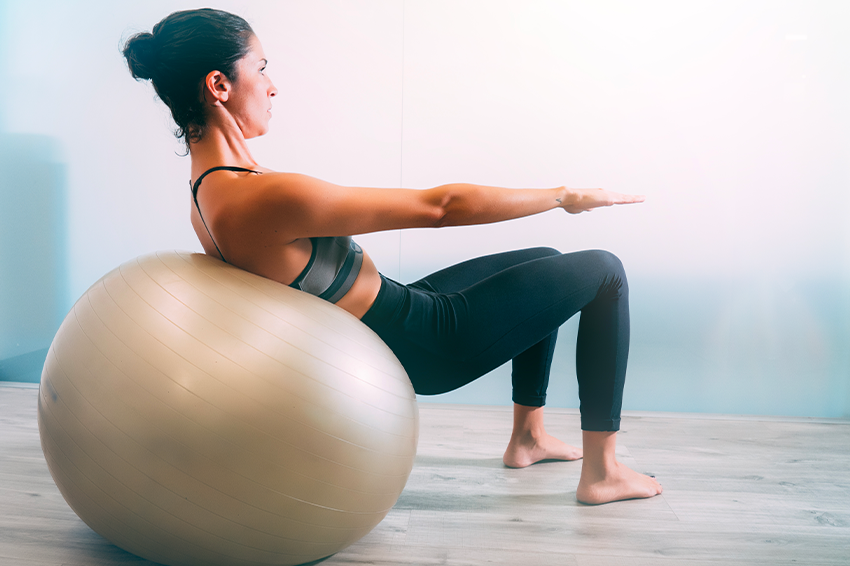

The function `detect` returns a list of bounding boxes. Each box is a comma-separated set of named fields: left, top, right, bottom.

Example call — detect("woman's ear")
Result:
left=203, top=70, right=231, bottom=105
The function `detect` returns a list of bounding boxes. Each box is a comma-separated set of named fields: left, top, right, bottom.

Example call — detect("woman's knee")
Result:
left=584, top=249, right=628, bottom=293
left=589, top=249, right=625, bottom=272
left=529, top=246, right=561, bottom=258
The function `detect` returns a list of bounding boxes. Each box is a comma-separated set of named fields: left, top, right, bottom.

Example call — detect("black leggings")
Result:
left=360, top=248, right=629, bottom=431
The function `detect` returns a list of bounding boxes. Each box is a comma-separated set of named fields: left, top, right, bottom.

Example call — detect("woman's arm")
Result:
left=222, top=172, right=644, bottom=241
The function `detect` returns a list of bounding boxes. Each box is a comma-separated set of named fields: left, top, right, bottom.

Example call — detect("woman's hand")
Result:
left=558, top=188, right=646, bottom=214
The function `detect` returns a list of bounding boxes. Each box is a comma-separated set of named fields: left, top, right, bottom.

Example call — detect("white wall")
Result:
left=1, top=0, right=848, bottom=416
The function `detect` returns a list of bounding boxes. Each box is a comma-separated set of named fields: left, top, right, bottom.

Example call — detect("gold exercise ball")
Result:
left=37, top=251, right=419, bottom=566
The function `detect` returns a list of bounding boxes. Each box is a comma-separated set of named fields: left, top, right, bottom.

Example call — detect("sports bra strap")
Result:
left=190, top=166, right=261, bottom=263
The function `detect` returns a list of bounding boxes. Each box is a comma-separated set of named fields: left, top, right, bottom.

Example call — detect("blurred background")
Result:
left=1, top=0, right=847, bottom=417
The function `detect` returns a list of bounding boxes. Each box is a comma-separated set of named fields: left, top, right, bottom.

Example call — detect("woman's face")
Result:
left=227, top=34, right=277, bottom=139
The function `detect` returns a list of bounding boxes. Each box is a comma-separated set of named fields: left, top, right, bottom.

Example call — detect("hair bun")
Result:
left=123, top=31, right=158, bottom=80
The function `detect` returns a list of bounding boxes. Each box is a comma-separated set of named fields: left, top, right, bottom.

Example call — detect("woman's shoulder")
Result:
left=193, top=167, right=322, bottom=201
left=245, top=170, right=347, bottom=202
left=199, top=169, right=344, bottom=225
left=203, top=168, right=335, bottom=191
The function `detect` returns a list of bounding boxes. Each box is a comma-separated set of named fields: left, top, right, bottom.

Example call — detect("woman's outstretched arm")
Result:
left=430, top=183, right=644, bottom=226
left=218, top=172, right=644, bottom=242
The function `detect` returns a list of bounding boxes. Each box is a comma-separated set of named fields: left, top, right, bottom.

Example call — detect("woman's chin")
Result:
left=245, top=126, right=270, bottom=140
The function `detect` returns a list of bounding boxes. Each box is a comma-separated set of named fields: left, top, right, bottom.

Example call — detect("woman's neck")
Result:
left=189, top=120, right=259, bottom=177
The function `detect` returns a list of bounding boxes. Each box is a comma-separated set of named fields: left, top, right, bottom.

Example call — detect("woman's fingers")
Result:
left=614, top=193, right=646, bottom=205
left=597, top=189, right=645, bottom=207
left=563, top=189, right=645, bottom=214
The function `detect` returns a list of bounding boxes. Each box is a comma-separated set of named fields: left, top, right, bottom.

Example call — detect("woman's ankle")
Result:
left=581, top=430, right=618, bottom=473
left=511, top=403, right=546, bottom=437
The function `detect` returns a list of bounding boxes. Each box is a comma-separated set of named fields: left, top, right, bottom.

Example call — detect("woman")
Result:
left=123, top=8, right=661, bottom=505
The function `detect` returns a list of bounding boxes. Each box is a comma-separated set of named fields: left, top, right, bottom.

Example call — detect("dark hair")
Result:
left=123, top=9, right=254, bottom=146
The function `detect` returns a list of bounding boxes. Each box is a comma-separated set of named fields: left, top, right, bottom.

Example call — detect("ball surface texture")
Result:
left=38, top=251, right=419, bottom=566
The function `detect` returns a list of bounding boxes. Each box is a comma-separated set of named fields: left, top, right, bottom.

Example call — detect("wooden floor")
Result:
left=2, top=383, right=849, bottom=566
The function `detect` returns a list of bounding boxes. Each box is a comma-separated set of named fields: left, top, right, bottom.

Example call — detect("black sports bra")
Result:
left=191, top=166, right=363, bottom=304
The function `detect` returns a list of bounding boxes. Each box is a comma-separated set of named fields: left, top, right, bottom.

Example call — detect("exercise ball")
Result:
left=37, top=251, right=419, bottom=566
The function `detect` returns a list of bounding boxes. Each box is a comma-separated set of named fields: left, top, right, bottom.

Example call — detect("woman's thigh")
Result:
left=450, top=249, right=625, bottom=362
left=393, top=249, right=626, bottom=392
left=410, top=247, right=561, bottom=294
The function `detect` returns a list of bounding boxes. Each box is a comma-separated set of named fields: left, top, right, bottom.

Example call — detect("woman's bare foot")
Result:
left=502, top=404, right=582, bottom=468
left=503, top=431, right=583, bottom=468
left=576, top=460, right=662, bottom=504
left=576, top=430, right=662, bottom=505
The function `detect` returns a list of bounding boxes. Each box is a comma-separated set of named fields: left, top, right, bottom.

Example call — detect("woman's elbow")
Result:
left=418, top=186, right=453, bottom=228
left=430, top=207, right=451, bottom=228
left=426, top=184, right=473, bottom=228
